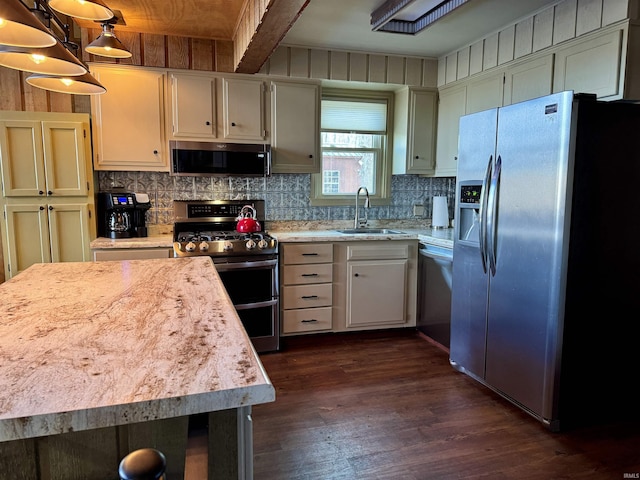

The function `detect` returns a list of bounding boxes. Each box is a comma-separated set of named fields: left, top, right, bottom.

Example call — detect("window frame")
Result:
left=310, top=88, right=394, bottom=206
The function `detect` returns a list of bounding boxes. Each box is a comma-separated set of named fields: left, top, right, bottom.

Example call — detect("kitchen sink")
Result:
left=335, top=228, right=404, bottom=234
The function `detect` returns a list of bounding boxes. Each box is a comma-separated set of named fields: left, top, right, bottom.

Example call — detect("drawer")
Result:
left=282, top=263, right=333, bottom=285
left=282, top=283, right=332, bottom=309
left=346, top=243, right=409, bottom=261
left=282, top=307, right=333, bottom=333
left=282, top=243, right=333, bottom=265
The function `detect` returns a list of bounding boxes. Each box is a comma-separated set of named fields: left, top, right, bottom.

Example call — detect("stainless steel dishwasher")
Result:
left=417, top=242, right=453, bottom=349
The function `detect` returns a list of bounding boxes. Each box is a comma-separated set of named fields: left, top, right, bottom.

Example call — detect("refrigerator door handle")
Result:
left=486, top=154, right=502, bottom=276
left=479, top=155, right=493, bottom=274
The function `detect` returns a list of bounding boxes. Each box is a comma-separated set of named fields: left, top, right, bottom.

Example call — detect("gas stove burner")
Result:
left=177, top=231, right=268, bottom=243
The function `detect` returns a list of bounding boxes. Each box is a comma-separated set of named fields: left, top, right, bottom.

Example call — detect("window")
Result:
left=311, top=89, right=393, bottom=206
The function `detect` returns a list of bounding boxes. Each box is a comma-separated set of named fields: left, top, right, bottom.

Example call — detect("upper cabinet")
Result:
left=270, top=80, right=321, bottom=174
left=392, top=87, right=438, bottom=175
left=435, top=84, right=466, bottom=178
left=553, top=29, right=623, bottom=99
left=169, top=72, right=217, bottom=140
left=90, top=64, right=168, bottom=171
left=221, top=77, right=266, bottom=141
left=0, top=118, right=88, bottom=197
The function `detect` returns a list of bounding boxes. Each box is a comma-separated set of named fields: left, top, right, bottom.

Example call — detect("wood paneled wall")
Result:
left=0, top=31, right=234, bottom=115
left=438, top=0, right=634, bottom=86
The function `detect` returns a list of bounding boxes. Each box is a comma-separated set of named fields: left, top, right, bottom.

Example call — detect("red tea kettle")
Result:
left=236, top=205, right=262, bottom=233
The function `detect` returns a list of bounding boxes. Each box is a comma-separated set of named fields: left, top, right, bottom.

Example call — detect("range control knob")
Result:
left=185, top=241, right=196, bottom=252
left=199, top=241, right=209, bottom=252
left=246, top=239, right=257, bottom=250
left=258, top=239, right=269, bottom=250
left=223, top=240, right=234, bottom=252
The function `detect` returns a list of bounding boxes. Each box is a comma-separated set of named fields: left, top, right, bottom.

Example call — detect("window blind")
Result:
left=321, top=99, right=387, bottom=134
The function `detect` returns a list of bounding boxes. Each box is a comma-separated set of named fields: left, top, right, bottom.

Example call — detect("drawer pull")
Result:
left=301, top=253, right=319, bottom=256
left=301, top=273, right=319, bottom=277
left=301, top=319, right=318, bottom=323
left=301, top=295, right=319, bottom=299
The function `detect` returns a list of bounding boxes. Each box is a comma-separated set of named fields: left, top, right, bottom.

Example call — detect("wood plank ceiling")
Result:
left=73, top=0, right=310, bottom=73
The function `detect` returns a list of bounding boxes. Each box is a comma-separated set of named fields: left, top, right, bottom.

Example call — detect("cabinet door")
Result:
left=91, top=66, right=167, bottom=171
left=270, top=81, right=320, bottom=173
left=503, top=55, right=553, bottom=106
left=407, top=89, right=437, bottom=174
left=466, top=72, right=504, bottom=114
left=221, top=77, right=265, bottom=140
left=435, top=85, right=466, bottom=177
left=346, top=259, right=407, bottom=328
left=170, top=73, right=216, bottom=139
left=3, top=204, right=51, bottom=277
left=48, top=203, right=91, bottom=263
left=553, top=29, right=623, bottom=99
left=0, top=120, right=46, bottom=197
left=42, top=121, right=87, bottom=196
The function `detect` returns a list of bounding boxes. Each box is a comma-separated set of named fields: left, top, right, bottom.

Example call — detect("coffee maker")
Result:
left=97, top=191, right=151, bottom=238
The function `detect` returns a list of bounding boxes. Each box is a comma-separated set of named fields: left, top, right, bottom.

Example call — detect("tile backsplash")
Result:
left=98, top=172, right=456, bottom=226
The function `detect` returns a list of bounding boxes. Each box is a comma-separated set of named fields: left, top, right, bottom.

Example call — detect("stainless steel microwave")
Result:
left=170, top=141, right=271, bottom=176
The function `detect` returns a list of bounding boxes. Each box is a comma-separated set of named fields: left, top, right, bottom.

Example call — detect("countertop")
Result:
left=90, top=226, right=454, bottom=250
left=0, top=257, right=275, bottom=442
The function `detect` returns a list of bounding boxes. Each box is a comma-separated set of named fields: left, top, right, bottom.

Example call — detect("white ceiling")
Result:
left=282, top=0, right=559, bottom=58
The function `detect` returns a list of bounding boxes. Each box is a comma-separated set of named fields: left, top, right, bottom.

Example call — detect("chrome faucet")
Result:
left=354, top=186, right=370, bottom=228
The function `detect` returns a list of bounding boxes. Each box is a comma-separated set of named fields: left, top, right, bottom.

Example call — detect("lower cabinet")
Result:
left=334, top=240, right=418, bottom=332
left=280, top=243, right=334, bottom=335
left=92, top=248, right=173, bottom=261
left=279, top=240, right=418, bottom=336
left=2, top=202, right=92, bottom=278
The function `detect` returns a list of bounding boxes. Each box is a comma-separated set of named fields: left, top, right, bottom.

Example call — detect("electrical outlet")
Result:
left=413, top=204, right=425, bottom=217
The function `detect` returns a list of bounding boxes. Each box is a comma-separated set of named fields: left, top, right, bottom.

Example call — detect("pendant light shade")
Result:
left=0, top=42, right=88, bottom=76
left=0, top=0, right=57, bottom=47
left=26, top=71, right=106, bottom=95
left=48, top=0, right=114, bottom=21
left=85, top=23, right=131, bottom=58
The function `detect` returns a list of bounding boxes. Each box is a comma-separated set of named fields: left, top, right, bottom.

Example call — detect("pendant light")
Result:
left=85, top=22, right=131, bottom=58
left=47, top=0, right=114, bottom=21
left=0, top=42, right=88, bottom=76
left=26, top=71, right=106, bottom=95
left=0, top=0, right=57, bottom=47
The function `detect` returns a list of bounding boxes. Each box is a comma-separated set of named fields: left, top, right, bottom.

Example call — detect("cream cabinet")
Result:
left=3, top=202, right=92, bottom=277
left=553, top=28, right=623, bottom=99
left=90, top=65, right=168, bottom=171
left=333, top=240, right=418, bottom=332
left=0, top=111, right=95, bottom=281
left=280, top=243, right=333, bottom=335
left=392, top=87, right=438, bottom=175
left=169, top=72, right=216, bottom=140
left=93, top=248, right=173, bottom=261
left=270, top=80, right=321, bottom=173
left=221, top=77, right=266, bottom=141
left=435, top=84, right=466, bottom=177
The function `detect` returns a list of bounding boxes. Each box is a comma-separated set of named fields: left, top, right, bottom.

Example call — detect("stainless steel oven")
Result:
left=173, top=200, right=279, bottom=352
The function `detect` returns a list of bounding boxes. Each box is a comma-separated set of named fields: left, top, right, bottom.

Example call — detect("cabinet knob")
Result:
left=39, top=190, right=44, bottom=195
left=47, top=190, right=53, bottom=195
left=308, top=154, right=313, bottom=158
left=39, top=206, right=45, bottom=211
left=354, top=273, right=360, bottom=277
left=153, top=150, right=158, bottom=155
left=205, top=121, right=211, bottom=125
left=48, top=206, right=54, bottom=210
left=231, top=122, right=236, bottom=127
left=415, top=155, right=419, bottom=159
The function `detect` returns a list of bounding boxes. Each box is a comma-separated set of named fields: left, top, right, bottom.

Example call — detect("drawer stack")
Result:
left=280, top=243, right=333, bottom=334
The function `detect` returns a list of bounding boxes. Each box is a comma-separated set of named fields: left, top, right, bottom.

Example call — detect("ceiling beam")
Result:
left=234, top=0, right=310, bottom=74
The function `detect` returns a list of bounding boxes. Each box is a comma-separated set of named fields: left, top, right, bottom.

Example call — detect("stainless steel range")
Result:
left=173, top=199, right=279, bottom=353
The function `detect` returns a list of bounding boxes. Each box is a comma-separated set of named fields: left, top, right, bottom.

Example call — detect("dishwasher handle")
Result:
left=419, top=243, right=453, bottom=262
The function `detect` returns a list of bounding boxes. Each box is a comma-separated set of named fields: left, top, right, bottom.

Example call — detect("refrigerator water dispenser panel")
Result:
left=457, top=182, right=482, bottom=245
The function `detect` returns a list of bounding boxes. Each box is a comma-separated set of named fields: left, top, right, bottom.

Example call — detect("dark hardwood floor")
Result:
left=252, top=330, right=640, bottom=480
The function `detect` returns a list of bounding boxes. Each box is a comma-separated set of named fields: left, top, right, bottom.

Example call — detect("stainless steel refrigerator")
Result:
left=450, top=91, right=640, bottom=431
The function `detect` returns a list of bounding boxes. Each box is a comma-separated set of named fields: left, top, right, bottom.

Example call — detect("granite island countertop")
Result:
left=0, top=257, right=275, bottom=442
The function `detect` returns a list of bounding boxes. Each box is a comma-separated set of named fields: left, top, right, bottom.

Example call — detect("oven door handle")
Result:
left=234, top=299, right=279, bottom=310
left=215, top=259, right=278, bottom=271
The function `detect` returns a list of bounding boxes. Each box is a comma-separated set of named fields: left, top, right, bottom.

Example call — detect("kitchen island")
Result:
left=0, top=257, right=274, bottom=479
